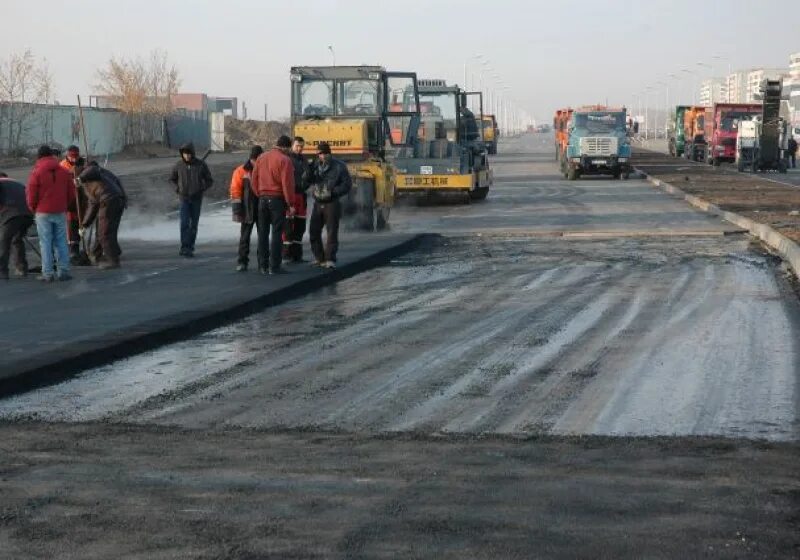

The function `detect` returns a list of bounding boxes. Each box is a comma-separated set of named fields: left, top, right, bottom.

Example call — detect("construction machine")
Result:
left=392, top=79, right=492, bottom=201
left=482, top=114, right=499, bottom=154
left=290, top=66, right=421, bottom=230
left=561, top=105, right=631, bottom=180
left=734, top=80, right=789, bottom=173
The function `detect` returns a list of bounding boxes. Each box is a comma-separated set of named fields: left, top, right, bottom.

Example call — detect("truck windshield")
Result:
left=574, top=113, right=625, bottom=134
left=721, top=112, right=756, bottom=132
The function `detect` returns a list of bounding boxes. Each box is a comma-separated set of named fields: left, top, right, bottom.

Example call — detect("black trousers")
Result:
left=0, top=215, right=32, bottom=274
left=257, top=196, right=286, bottom=271
left=238, top=221, right=259, bottom=266
left=309, top=200, right=341, bottom=263
left=283, top=216, right=306, bottom=261
left=90, top=198, right=125, bottom=263
left=791, top=154, right=797, bottom=169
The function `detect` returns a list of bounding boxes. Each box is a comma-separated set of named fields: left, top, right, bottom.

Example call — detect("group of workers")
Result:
left=0, top=134, right=352, bottom=282
left=225, top=135, right=352, bottom=274
left=0, top=145, right=126, bottom=281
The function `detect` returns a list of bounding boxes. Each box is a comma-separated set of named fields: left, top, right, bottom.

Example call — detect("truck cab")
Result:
left=562, top=106, right=631, bottom=180
left=703, top=103, right=761, bottom=166
left=392, top=80, right=492, bottom=201
left=290, top=65, right=420, bottom=229
left=668, top=105, right=690, bottom=157
left=682, top=106, right=706, bottom=162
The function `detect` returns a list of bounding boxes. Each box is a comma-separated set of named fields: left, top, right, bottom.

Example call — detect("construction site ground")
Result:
left=1, top=134, right=798, bottom=558
left=633, top=147, right=800, bottom=242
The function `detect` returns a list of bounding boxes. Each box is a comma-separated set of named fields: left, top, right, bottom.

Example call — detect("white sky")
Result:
left=2, top=0, right=798, bottom=123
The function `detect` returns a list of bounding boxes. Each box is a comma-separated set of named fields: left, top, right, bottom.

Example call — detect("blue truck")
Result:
left=561, top=105, right=632, bottom=180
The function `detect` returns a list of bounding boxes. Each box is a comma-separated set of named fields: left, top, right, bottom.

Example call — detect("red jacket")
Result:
left=26, top=156, right=76, bottom=214
left=251, top=148, right=295, bottom=203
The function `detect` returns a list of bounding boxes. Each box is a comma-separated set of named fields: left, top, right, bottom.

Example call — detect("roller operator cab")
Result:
left=482, top=114, right=499, bottom=154
left=562, top=106, right=631, bottom=180
left=290, top=66, right=421, bottom=230
left=392, top=79, right=493, bottom=201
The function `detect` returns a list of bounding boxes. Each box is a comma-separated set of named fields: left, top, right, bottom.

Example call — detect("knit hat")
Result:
left=37, top=145, right=52, bottom=158
left=317, top=142, right=331, bottom=155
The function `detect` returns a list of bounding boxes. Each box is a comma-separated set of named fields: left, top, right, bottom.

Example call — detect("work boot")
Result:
left=57, top=273, right=73, bottom=282
left=310, top=260, right=322, bottom=267
left=38, top=275, right=54, bottom=283
left=269, top=267, right=288, bottom=275
left=259, top=267, right=269, bottom=275
left=98, top=260, right=120, bottom=270
left=236, top=263, right=248, bottom=272
left=322, top=261, right=337, bottom=270
left=14, top=266, right=28, bottom=278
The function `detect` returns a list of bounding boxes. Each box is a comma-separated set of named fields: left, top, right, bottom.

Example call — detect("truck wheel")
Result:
left=567, top=168, right=579, bottom=181
left=778, top=160, right=787, bottom=174
left=612, top=169, right=621, bottom=180
left=622, top=172, right=630, bottom=180
left=712, top=157, right=720, bottom=167
left=737, top=159, right=745, bottom=172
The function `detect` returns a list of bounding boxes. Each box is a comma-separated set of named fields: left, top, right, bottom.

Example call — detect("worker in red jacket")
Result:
left=26, top=145, right=76, bottom=282
left=250, top=135, right=296, bottom=275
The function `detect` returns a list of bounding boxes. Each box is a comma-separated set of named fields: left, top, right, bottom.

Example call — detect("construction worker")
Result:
left=78, top=162, right=126, bottom=269
left=250, top=135, right=296, bottom=275
left=789, top=137, right=798, bottom=169
left=283, top=136, right=310, bottom=263
left=0, top=172, right=33, bottom=280
left=169, top=143, right=213, bottom=258
left=26, top=145, right=75, bottom=282
left=308, top=142, right=352, bottom=269
left=229, top=145, right=263, bottom=272
left=460, top=106, right=480, bottom=143
left=60, top=146, right=87, bottom=263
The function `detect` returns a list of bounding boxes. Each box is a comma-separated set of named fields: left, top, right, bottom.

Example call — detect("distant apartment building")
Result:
left=724, top=71, right=749, bottom=103
left=745, top=68, right=787, bottom=102
left=699, top=78, right=726, bottom=106
left=786, top=52, right=800, bottom=116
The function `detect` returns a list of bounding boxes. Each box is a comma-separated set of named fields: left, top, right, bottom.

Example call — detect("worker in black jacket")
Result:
left=78, top=162, right=126, bottom=269
left=308, top=142, right=352, bottom=269
left=284, top=137, right=311, bottom=263
left=0, top=173, right=34, bottom=279
left=169, top=143, right=213, bottom=257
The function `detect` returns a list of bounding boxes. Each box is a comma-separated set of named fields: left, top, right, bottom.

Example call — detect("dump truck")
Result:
left=703, top=102, right=761, bottom=166
left=682, top=106, right=706, bottom=162
left=392, top=79, right=492, bottom=201
left=553, top=108, right=572, bottom=162
left=290, top=65, right=421, bottom=230
left=482, top=114, right=499, bottom=154
left=735, top=80, right=789, bottom=173
left=561, top=105, right=631, bottom=180
left=668, top=105, right=690, bottom=157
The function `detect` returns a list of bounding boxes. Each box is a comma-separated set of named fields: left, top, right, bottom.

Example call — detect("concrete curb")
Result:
left=636, top=169, right=800, bottom=276
left=0, top=233, right=438, bottom=397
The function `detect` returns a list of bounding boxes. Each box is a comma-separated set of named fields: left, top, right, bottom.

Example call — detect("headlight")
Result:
left=290, top=73, right=303, bottom=82
left=571, top=157, right=581, bottom=162
left=618, top=158, right=628, bottom=162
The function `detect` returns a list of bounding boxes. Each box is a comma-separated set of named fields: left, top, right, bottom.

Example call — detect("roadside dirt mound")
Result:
left=225, top=117, right=290, bottom=151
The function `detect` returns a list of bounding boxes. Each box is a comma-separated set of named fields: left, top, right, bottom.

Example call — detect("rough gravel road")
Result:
left=2, top=134, right=799, bottom=558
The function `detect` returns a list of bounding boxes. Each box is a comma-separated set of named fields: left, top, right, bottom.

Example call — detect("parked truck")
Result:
left=734, top=80, right=789, bottom=173
left=682, top=106, right=706, bottom=162
left=703, top=102, right=762, bottom=166
left=561, top=105, right=631, bottom=180
left=668, top=105, right=690, bottom=157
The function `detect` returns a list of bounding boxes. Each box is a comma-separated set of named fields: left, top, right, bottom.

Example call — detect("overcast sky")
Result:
left=2, top=0, right=798, bottom=123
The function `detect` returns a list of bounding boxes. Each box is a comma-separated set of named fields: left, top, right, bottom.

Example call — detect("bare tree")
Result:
left=0, top=50, right=55, bottom=155
left=95, top=50, right=181, bottom=146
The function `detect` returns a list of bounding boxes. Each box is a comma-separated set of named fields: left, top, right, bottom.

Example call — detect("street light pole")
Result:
left=328, top=45, right=336, bottom=66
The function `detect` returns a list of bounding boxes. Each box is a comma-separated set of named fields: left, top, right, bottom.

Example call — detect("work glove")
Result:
left=232, top=201, right=244, bottom=223
left=287, top=205, right=296, bottom=217
left=78, top=227, right=86, bottom=238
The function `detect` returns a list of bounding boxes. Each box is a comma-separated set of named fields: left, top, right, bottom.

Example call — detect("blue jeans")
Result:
left=35, top=213, right=70, bottom=278
left=179, top=195, right=203, bottom=253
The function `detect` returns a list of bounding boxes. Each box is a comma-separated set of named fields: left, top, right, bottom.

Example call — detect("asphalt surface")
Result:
left=1, top=134, right=799, bottom=558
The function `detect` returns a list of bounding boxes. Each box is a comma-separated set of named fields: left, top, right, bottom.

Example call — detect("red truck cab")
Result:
left=704, top=103, right=761, bottom=165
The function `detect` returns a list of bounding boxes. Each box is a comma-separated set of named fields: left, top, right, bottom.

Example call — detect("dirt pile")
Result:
left=225, top=117, right=290, bottom=151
